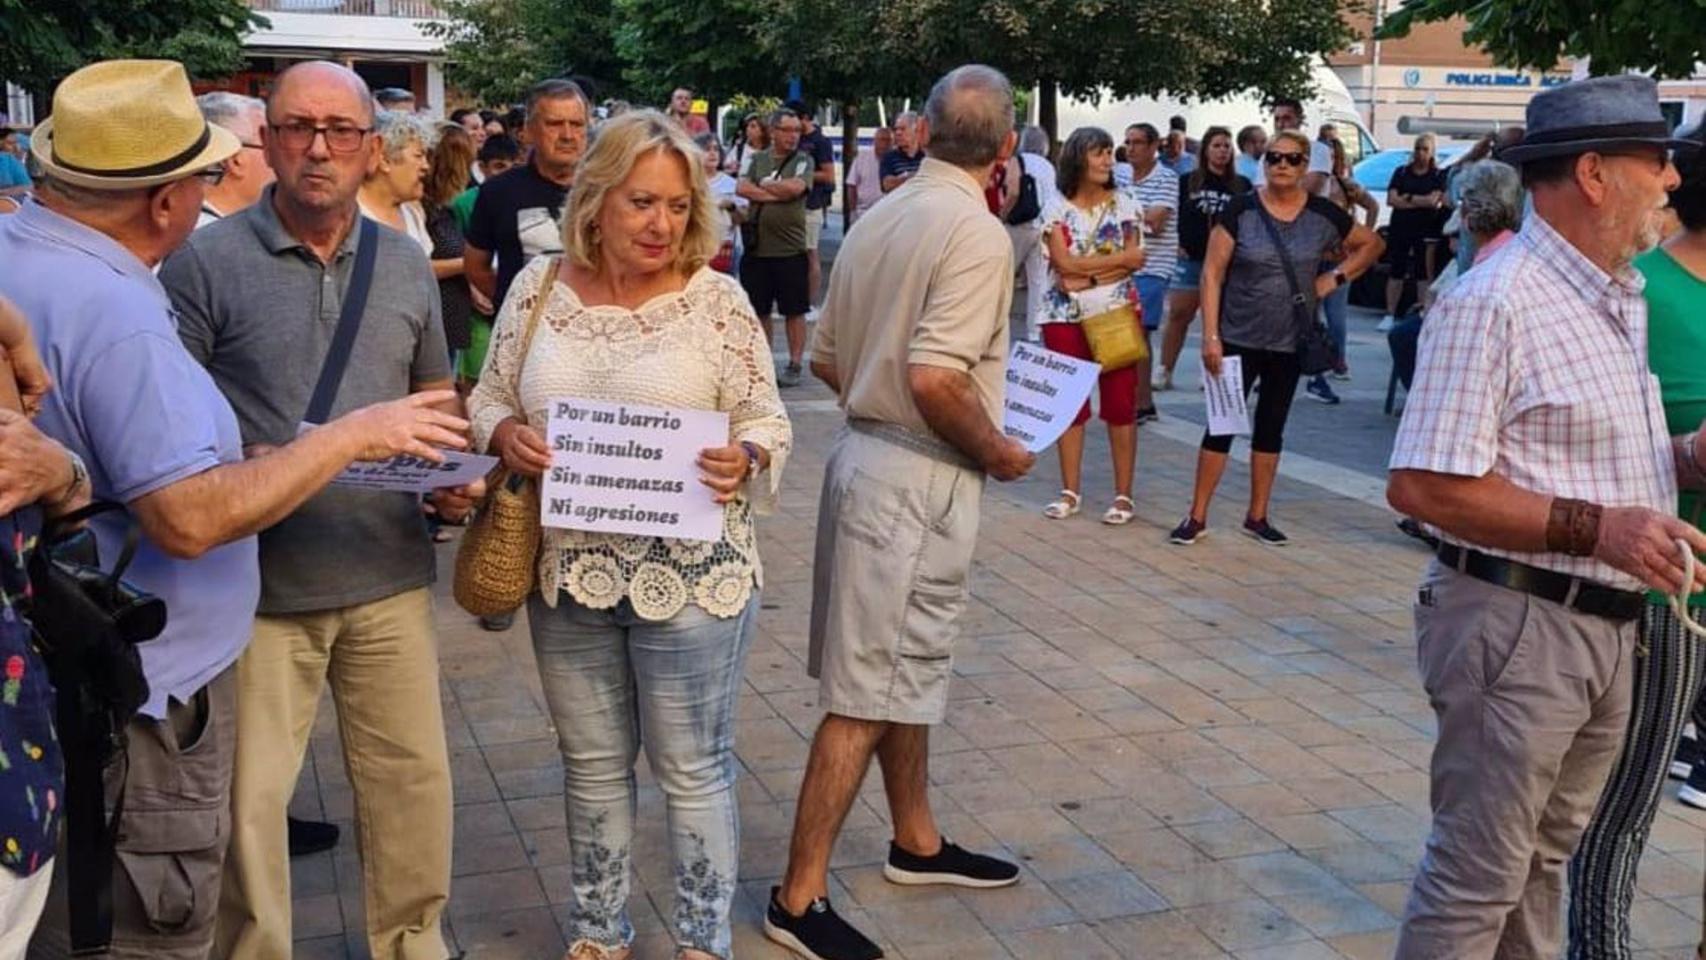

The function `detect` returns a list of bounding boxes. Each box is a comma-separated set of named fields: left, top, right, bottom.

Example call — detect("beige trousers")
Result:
left=215, top=588, right=451, bottom=960
left=1396, top=562, right=1633, bottom=960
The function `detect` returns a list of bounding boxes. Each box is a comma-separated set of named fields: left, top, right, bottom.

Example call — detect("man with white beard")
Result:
left=1385, top=75, right=1703, bottom=960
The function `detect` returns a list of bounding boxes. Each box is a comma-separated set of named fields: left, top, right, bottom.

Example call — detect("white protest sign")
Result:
left=1202, top=356, right=1251, bottom=437
left=541, top=398, right=729, bottom=542
left=1003, top=341, right=1101, bottom=453
left=329, top=451, right=499, bottom=493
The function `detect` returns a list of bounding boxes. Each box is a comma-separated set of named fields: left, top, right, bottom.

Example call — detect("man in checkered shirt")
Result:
left=1386, top=75, right=1702, bottom=960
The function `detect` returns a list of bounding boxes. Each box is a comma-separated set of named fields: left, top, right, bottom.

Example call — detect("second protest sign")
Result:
left=542, top=398, right=729, bottom=542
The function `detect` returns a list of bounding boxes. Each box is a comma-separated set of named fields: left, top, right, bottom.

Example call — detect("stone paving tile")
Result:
left=284, top=287, right=1706, bottom=956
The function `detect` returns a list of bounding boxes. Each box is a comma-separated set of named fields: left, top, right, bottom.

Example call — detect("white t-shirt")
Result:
left=359, top=198, right=433, bottom=256
left=846, top=147, right=883, bottom=219
left=706, top=171, right=746, bottom=247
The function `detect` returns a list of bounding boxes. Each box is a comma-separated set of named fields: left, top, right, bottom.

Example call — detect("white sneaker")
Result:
left=1376, top=315, right=1397, bottom=333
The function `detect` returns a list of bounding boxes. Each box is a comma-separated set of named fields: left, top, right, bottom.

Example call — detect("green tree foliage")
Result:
left=0, top=0, right=263, bottom=92
left=425, top=0, right=630, bottom=104
left=613, top=0, right=784, bottom=104
left=1379, top=0, right=1704, bottom=78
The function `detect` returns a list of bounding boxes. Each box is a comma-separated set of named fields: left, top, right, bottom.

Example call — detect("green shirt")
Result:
left=746, top=149, right=814, bottom=258
left=1641, top=245, right=1706, bottom=603
left=450, top=185, right=479, bottom=238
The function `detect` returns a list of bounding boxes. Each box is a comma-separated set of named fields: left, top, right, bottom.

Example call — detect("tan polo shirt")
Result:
left=811, top=158, right=1013, bottom=438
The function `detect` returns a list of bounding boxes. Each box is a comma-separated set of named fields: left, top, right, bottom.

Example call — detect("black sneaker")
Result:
left=1305, top=376, right=1341, bottom=405
left=764, top=887, right=883, bottom=960
left=1673, top=725, right=1700, bottom=780
left=778, top=362, right=804, bottom=387
left=1242, top=516, right=1290, bottom=546
left=478, top=611, right=514, bottom=632
left=288, top=816, right=339, bottom=857
left=1169, top=517, right=1207, bottom=545
left=1679, top=760, right=1706, bottom=811
left=1136, top=405, right=1160, bottom=424
left=883, top=838, right=1020, bottom=889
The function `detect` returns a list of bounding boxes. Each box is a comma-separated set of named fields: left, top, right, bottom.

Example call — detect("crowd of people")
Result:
left=0, top=49, right=1702, bottom=960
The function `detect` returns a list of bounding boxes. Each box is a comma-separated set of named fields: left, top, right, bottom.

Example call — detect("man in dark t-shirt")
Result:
left=881, top=112, right=927, bottom=192
left=788, top=99, right=837, bottom=311
left=466, top=79, right=589, bottom=310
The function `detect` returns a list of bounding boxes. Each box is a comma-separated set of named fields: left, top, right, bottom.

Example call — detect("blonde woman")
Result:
left=467, top=110, right=791, bottom=960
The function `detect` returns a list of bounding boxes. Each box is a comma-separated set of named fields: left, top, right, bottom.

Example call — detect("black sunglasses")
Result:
left=1264, top=150, right=1307, bottom=168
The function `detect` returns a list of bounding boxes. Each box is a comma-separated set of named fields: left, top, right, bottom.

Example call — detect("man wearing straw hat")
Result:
left=1387, top=75, right=1706, bottom=959
left=0, top=59, right=469, bottom=960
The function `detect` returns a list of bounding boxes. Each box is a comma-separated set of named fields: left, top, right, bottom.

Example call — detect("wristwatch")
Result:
left=1332, top=270, right=1349, bottom=289
left=52, top=445, right=89, bottom=505
left=739, top=441, right=763, bottom=481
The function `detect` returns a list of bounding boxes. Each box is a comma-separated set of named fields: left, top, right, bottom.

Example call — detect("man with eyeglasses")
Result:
left=195, top=92, right=274, bottom=226
left=159, top=60, right=470, bottom=960
left=5, top=59, right=467, bottom=960
left=1389, top=75, right=1699, bottom=960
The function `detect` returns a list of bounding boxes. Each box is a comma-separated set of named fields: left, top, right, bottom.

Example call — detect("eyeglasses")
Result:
left=193, top=165, right=227, bottom=186
left=1264, top=150, right=1307, bottom=168
left=268, top=121, right=372, bottom=154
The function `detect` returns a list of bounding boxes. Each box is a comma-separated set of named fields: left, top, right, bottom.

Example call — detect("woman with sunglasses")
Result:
left=1168, top=130, right=1382, bottom=546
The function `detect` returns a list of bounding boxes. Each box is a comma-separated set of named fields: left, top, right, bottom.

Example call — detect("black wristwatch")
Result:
left=1332, top=270, right=1348, bottom=289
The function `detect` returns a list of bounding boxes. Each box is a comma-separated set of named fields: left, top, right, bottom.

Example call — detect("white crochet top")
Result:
left=468, top=257, right=792, bottom=620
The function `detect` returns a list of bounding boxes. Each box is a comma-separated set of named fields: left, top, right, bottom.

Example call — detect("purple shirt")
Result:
left=0, top=201, right=259, bottom=718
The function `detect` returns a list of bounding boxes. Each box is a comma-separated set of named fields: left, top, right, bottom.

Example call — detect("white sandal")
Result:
left=1043, top=490, right=1081, bottom=519
left=1103, top=495, right=1136, bottom=526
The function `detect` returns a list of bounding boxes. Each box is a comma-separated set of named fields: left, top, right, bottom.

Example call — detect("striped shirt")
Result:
left=1125, top=163, right=1179, bottom=280
left=1390, top=214, right=1675, bottom=589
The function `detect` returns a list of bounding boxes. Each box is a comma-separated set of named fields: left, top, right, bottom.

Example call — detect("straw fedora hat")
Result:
left=31, top=59, right=240, bottom=191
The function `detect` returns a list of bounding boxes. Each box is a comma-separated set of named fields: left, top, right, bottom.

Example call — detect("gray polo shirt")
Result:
left=160, top=187, right=451, bottom=615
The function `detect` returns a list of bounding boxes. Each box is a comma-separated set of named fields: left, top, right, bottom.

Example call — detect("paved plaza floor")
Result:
left=287, top=226, right=1705, bottom=958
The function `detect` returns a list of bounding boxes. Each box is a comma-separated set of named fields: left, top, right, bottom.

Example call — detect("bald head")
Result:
left=922, top=64, right=1014, bottom=168
left=269, top=61, right=375, bottom=126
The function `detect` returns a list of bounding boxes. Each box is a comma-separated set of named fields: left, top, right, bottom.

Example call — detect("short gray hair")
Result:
left=526, top=78, right=589, bottom=117
left=922, top=65, right=1014, bottom=167
left=1018, top=124, right=1050, bottom=156
left=893, top=111, right=919, bottom=131
left=373, top=110, right=435, bottom=160
left=1459, top=160, right=1524, bottom=237
left=197, top=92, right=264, bottom=142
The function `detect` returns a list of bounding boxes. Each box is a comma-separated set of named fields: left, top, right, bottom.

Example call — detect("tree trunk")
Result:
left=841, top=98, right=859, bottom=234
left=1038, top=79, right=1059, bottom=157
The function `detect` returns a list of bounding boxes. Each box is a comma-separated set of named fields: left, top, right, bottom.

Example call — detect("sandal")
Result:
left=564, top=942, right=632, bottom=960
left=1102, top=495, right=1136, bottom=526
left=1043, top=490, right=1081, bottom=520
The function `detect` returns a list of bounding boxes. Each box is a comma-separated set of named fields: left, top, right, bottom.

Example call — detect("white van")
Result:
left=1049, top=63, right=1379, bottom=166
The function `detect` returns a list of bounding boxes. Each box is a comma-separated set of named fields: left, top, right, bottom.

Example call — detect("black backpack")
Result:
left=1004, top=154, right=1041, bottom=225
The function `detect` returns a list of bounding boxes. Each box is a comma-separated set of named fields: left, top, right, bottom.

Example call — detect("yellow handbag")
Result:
left=1074, top=283, right=1148, bottom=371
left=452, top=258, right=557, bottom=617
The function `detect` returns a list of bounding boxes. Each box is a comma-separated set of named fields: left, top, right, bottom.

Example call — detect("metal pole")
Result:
left=1368, top=0, right=1383, bottom=137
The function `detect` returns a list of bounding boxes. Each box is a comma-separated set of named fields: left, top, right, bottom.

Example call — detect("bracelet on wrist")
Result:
left=1545, top=497, right=1603, bottom=557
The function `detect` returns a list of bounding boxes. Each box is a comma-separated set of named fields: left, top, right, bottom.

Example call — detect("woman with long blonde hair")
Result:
left=467, top=111, right=791, bottom=960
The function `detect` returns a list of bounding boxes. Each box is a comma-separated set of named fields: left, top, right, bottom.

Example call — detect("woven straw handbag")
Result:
left=453, top=259, right=557, bottom=617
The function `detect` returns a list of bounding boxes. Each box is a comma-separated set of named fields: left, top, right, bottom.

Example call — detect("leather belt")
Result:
left=848, top=419, right=980, bottom=471
left=1436, top=543, right=1644, bottom=623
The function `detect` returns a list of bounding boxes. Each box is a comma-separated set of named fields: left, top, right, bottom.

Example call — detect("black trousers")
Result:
left=1201, top=342, right=1301, bottom=455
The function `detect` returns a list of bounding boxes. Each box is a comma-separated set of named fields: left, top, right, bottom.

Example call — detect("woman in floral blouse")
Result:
left=1036, top=126, right=1148, bottom=525
left=468, top=112, right=790, bottom=960
left=0, top=295, right=77, bottom=956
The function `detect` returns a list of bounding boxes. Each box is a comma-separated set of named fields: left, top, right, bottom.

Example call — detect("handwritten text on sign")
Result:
left=1002, top=341, right=1101, bottom=453
left=542, top=398, right=728, bottom=542
left=330, top=452, right=498, bottom=494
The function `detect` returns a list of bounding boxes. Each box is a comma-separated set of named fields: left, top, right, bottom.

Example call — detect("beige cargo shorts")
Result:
left=808, top=421, right=984, bottom=725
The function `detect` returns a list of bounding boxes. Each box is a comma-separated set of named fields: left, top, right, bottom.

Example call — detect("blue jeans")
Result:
left=527, top=591, right=759, bottom=958
left=1135, top=273, right=1169, bottom=331
left=1321, top=283, right=1349, bottom=368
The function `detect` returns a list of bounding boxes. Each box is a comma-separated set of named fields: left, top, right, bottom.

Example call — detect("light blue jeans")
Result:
left=527, top=591, right=759, bottom=959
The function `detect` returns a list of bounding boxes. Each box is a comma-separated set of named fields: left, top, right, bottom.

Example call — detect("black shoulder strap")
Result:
left=1250, top=196, right=1312, bottom=332
left=303, top=217, right=380, bottom=425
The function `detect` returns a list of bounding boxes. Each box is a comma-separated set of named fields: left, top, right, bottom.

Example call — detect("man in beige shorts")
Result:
left=762, top=65, right=1035, bottom=960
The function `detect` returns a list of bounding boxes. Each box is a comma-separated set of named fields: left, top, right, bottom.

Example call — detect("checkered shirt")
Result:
left=1390, top=214, right=1676, bottom=589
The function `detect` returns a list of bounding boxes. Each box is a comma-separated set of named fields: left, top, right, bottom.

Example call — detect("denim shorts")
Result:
left=1174, top=258, right=1204, bottom=290
left=1135, top=274, right=1169, bottom=331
